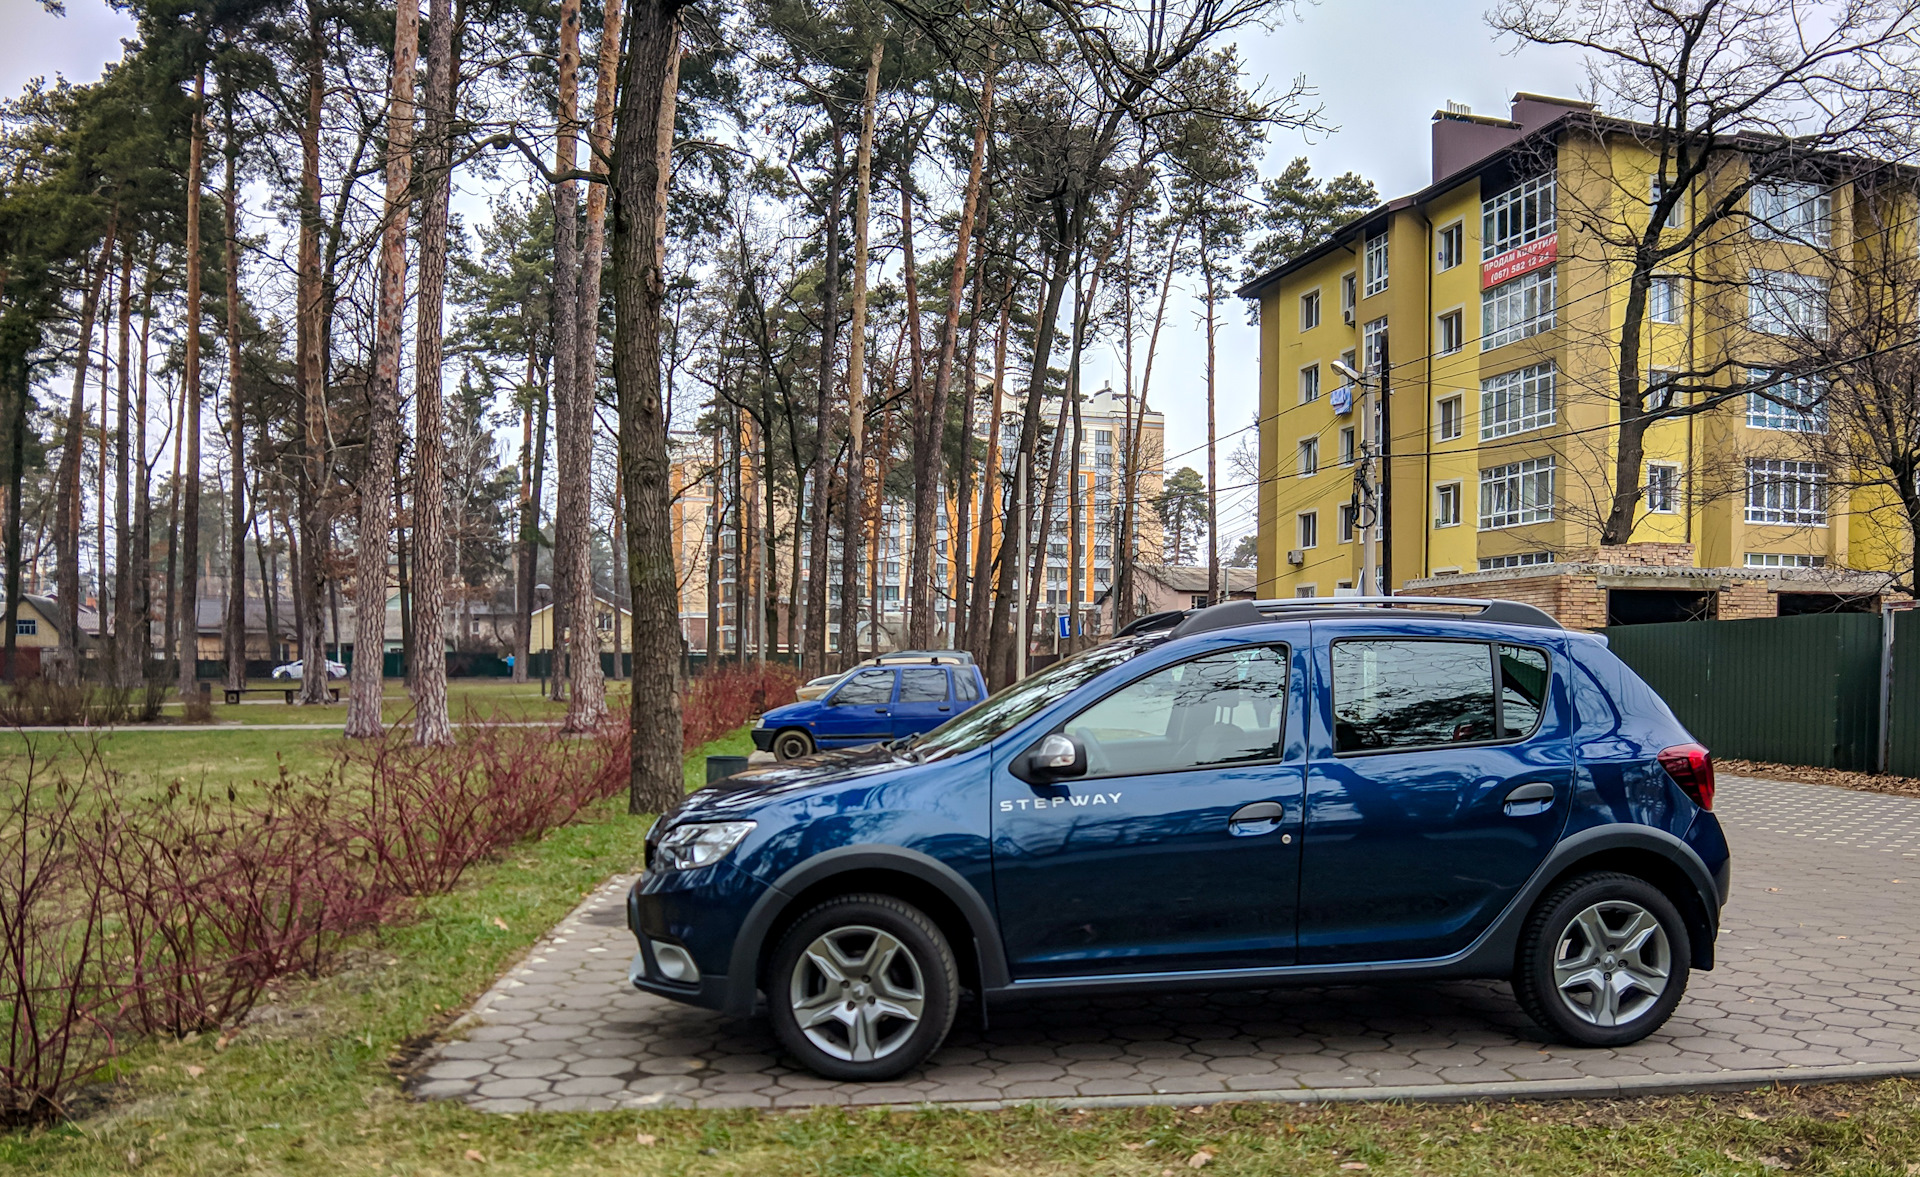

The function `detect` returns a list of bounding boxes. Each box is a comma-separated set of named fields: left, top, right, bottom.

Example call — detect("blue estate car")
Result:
left=631, top=597, right=1729, bottom=1081
left=751, top=658, right=990, bottom=761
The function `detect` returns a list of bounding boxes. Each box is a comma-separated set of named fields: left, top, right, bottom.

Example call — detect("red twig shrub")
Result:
left=682, top=664, right=800, bottom=751
left=0, top=746, right=116, bottom=1127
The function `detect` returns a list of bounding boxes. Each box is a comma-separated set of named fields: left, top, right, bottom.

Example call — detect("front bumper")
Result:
left=750, top=727, right=775, bottom=751
left=625, top=865, right=764, bottom=1015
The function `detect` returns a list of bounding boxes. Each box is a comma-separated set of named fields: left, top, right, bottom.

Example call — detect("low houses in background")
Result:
left=527, top=592, right=633, bottom=654
left=1102, top=564, right=1259, bottom=632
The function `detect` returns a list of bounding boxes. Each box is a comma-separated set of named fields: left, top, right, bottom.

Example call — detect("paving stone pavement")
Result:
left=411, top=776, right=1920, bottom=1111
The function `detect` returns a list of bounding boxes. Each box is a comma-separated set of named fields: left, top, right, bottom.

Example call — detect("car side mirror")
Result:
left=1019, top=732, right=1088, bottom=782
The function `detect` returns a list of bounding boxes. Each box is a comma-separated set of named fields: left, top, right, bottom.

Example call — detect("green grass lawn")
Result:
left=138, top=679, right=633, bottom=726
left=4, top=728, right=1919, bottom=1175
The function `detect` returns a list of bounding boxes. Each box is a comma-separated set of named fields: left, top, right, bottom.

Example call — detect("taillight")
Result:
left=1658, top=743, right=1715, bottom=811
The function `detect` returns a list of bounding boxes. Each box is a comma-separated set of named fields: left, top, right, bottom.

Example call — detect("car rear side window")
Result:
left=834, top=669, right=895, bottom=705
left=1063, top=646, right=1289, bottom=778
left=898, top=668, right=949, bottom=703
left=1498, top=644, right=1551, bottom=737
left=1332, top=640, right=1499, bottom=752
left=954, top=672, right=980, bottom=702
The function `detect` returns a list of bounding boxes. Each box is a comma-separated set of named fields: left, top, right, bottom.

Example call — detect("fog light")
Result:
left=650, top=939, right=699, bottom=983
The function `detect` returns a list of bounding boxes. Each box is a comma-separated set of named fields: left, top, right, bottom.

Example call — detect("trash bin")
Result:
left=705, top=755, right=750, bottom=785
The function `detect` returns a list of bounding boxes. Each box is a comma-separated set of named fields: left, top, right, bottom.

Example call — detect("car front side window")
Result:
left=1062, top=646, right=1289, bottom=779
left=833, top=669, right=895, bottom=706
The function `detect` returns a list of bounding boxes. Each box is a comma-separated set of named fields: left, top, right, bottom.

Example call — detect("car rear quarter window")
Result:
left=1498, top=644, right=1551, bottom=737
left=1063, top=645, right=1288, bottom=778
left=898, top=668, right=949, bottom=703
left=834, top=669, right=896, bottom=705
left=954, top=671, right=980, bottom=702
left=1332, top=640, right=1500, bottom=752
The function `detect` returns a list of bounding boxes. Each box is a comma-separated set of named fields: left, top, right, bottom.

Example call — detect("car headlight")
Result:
left=654, top=821, right=756, bottom=870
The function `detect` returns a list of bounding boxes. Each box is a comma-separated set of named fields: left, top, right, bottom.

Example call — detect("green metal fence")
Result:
left=1602, top=613, right=1886, bottom=771
left=1887, top=610, right=1920, bottom=777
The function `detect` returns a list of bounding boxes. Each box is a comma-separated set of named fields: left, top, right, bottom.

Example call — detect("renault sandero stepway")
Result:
left=630, top=597, right=1729, bottom=1081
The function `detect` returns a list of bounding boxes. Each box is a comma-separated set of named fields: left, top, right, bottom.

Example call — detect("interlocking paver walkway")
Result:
left=411, top=775, right=1920, bottom=1111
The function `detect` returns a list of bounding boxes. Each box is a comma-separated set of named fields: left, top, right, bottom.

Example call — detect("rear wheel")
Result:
left=1514, top=871, right=1690, bottom=1047
left=771, top=728, right=815, bottom=761
left=767, top=894, right=958, bottom=1081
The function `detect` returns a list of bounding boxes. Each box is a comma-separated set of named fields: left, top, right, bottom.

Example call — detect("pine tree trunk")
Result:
left=899, top=170, right=929, bottom=648
left=611, top=0, right=682, bottom=814
left=410, top=0, right=459, bottom=746
left=839, top=40, right=882, bottom=670
left=127, top=258, right=155, bottom=682
left=1203, top=253, right=1218, bottom=606
left=911, top=62, right=992, bottom=651
left=344, top=0, right=419, bottom=737
left=296, top=5, right=332, bottom=704
left=176, top=67, right=209, bottom=701
left=223, top=100, right=248, bottom=694
left=967, top=292, right=1008, bottom=660
left=802, top=129, right=844, bottom=674
left=52, top=222, right=115, bottom=685
left=113, top=242, right=132, bottom=685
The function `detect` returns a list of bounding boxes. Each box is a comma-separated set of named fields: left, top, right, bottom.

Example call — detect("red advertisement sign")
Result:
left=1482, top=233, right=1558, bottom=288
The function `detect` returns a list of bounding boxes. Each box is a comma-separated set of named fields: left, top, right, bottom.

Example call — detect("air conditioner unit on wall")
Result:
left=1287, top=549, right=1306, bottom=566
left=1342, top=306, right=1355, bottom=325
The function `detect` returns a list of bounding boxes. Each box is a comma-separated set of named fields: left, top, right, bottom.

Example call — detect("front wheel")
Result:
left=771, top=728, right=815, bottom=761
left=1514, top=871, right=1690, bottom=1047
left=767, top=894, right=958, bottom=1081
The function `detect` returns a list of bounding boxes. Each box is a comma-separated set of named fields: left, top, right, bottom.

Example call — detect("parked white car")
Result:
left=271, top=659, right=347, bottom=681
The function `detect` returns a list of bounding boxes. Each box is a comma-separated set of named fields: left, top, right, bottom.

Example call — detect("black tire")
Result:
left=771, top=728, right=815, bottom=761
left=766, top=893, right=958, bottom=1081
left=1514, top=871, right=1691, bottom=1048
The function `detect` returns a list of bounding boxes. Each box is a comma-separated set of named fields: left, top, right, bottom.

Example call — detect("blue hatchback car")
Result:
left=631, top=597, right=1729, bottom=1081
left=751, top=658, right=990, bottom=761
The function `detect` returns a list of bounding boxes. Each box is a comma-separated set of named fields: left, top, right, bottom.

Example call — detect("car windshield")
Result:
left=907, top=636, right=1161, bottom=762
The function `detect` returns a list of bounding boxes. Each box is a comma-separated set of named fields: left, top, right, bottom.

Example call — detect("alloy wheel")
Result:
left=1552, top=899, right=1671, bottom=1027
left=787, top=924, right=925, bottom=1062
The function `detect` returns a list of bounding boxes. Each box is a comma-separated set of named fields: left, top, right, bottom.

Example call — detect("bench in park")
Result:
left=223, top=685, right=342, bottom=705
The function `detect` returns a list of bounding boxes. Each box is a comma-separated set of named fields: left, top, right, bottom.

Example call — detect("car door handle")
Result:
left=1503, top=782, right=1556, bottom=815
left=1227, top=801, right=1286, bottom=836
left=938, top=705, right=950, bottom=711
left=875, top=708, right=888, bottom=715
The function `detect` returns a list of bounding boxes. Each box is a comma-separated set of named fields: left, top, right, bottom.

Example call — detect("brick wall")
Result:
left=1564, top=542, right=1698, bottom=567
left=1717, top=579, right=1777, bottom=620
left=1422, top=573, right=1609, bottom=630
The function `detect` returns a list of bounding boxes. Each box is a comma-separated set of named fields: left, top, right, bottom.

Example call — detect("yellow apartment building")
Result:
left=1240, top=94, right=1908, bottom=626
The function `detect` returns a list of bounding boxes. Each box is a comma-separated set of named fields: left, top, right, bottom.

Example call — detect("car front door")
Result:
left=890, top=667, right=953, bottom=739
left=992, top=642, right=1305, bottom=979
left=1299, top=623, right=1573, bottom=965
left=814, top=668, right=897, bottom=747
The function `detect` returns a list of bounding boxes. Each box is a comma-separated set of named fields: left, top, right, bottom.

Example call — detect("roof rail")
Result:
left=1114, top=609, right=1188, bottom=638
left=1168, top=595, right=1562, bottom=638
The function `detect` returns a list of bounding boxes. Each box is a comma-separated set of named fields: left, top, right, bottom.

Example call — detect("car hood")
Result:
left=671, top=742, right=914, bottom=820
left=759, top=700, right=816, bottom=723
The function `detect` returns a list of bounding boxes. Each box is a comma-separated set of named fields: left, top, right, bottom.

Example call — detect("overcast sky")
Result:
left=2, top=0, right=1591, bottom=547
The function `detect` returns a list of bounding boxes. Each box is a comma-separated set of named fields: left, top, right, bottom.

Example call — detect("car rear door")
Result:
left=992, top=641, right=1306, bottom=978
left=813, top=668, right=898, bottom=747
left=890, top=667, right=953, bottom=738
left=1299, top=621, right=1573, bottom=964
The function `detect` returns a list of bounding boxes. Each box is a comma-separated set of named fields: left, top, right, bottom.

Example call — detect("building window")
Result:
left=1746, top=459, right=1826, bottom=526
left=1750, top=181, right=1832, bottom=245
left=1297, top=511, right=1319, bottom=549
left=1649, top=177, right=1683, bottom=229
left=1483, top=172, right=1557, bottom=259
left=1480, top=362, right=1556, bottom=440
left=1437, top=395, right=1463, bottom=441
left=1340, top=272, right=1357, bottom=319
left=1301, top=289, right=1321, bottom=330
left=1362, top=317, right=1388, bottom=373
left=1298, top=437, right=1319, bottom=477
left=14, top=618, right=34, bottom=636
left=1295, top=585, right=1318, bottom=599
left=1479, top=457, right=1556, bottom=530
left=1299, top=364, right=1320, bottom=404
left=1748, top=269, right=1829, bottom=337
left=1647, top=368, right=1680, bottom=410
left=1478, top=551, right=1556, bottom=571
left=1337, top=502, right=1356, bottom=543
left=1746, top=552, right=1824, bottom=568
left=1437, top=309, right=1464, bottom=355
left=1646, top=463, right=1680, bottom=513
left=1747, top=369, right=1827, bottom=432
left=1648, top=275, right=1681, bottom=324
left=1339, top=426, right=1356, bottom=466
left=1482, top=268, right=1556, bottom=350
left=1434, top=482, right=1462, bottom=528
left=1364, top=231, right=1389, bottom=297
left=1437, top=221, right=1464, bottom=270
